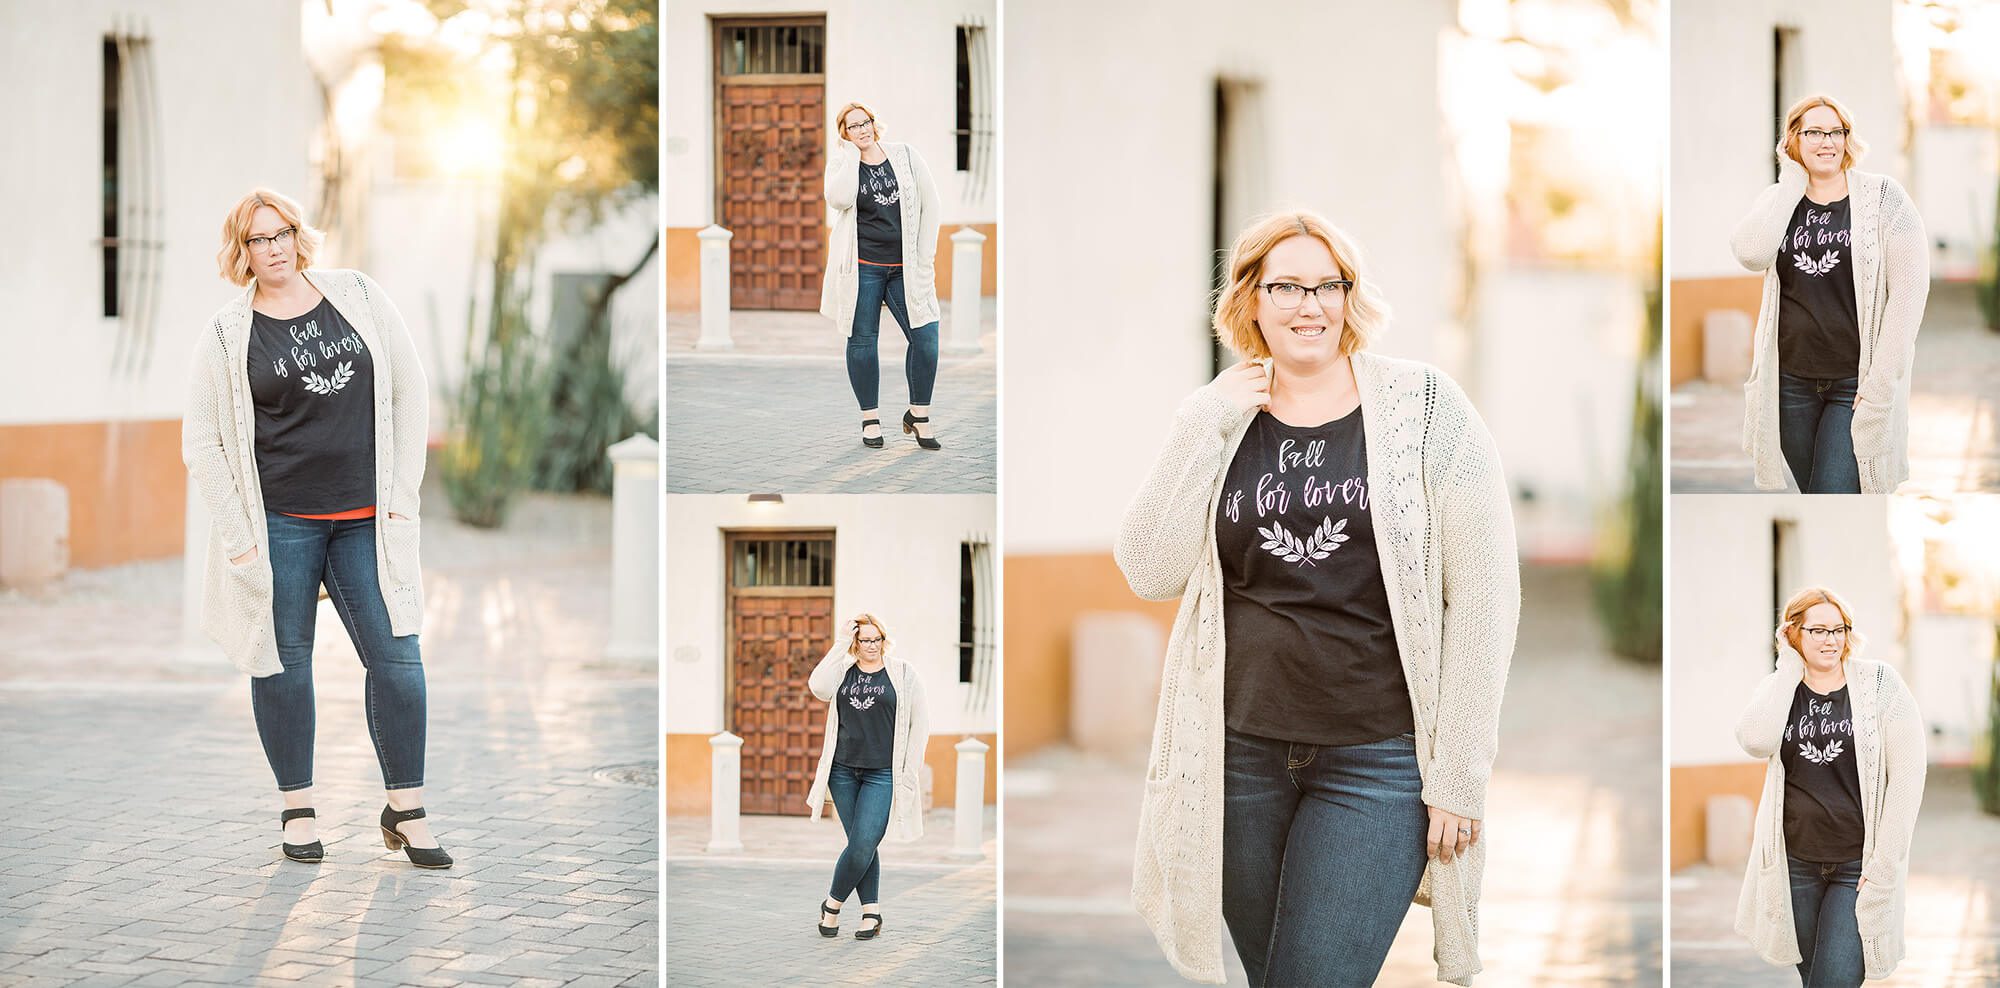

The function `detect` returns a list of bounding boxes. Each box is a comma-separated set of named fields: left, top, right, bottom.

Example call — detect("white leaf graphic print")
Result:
left=1793, top=249, right=1842, bottom=278
left=1798, top=740, right=1823, bottom=764
left=847, top=693, right=876, bottom=711
left=301, top=361, right=355, bottom=397
left=1257, top=517, right=1349, bottom=567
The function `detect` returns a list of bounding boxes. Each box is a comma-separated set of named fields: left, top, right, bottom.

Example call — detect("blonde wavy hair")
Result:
left=1212, top=211, right=1389, bottom=359
left=216, top=188, right=324, bottom=287
left=1777, top=586, right=1865, bottom=663
left=1781, top=94, right=1867, bottom=172
left=835, top=102, right=882, bottom=142
left=847, top=612, right=892, bottom=658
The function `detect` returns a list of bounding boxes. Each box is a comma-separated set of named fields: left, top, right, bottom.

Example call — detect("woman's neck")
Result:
left=859, top=144, right=888, bottom=165
left=855, top=656, right=886, bottom=673
left=1268, top=354, right=1359, bottom=424
left=1802, top=660, right=1846, bottom=693
left=1805, top=171, right=1848, bottom=204
left=253, top=273, right=318, bottom=315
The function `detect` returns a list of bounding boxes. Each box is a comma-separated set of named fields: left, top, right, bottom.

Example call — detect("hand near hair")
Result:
left=1774, top=137, right=1807, bottom=182
left=1426, top=805, right=1480, bottom=863
left=1211, top=360, right=1272, bottom=415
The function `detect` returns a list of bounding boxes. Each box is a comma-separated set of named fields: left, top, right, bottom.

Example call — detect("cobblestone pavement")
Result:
left=664, top=809, right=995, bottom=983
left=1003, top=566, right=1664, bottom=986
left=1672, top=283, right=2000, bottom=493
left=664, top=309, right=996, bottom=494
left=1670, top=764, right=2000, bottom=987
left=0, top=492, right=659, bottom=986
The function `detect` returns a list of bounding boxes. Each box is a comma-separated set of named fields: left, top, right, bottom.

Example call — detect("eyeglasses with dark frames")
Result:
left=857, top=635, right=884, bottom=645
left=1798, top=128, right=1849, bottom=145
left=844, top=118, right=876, bottom=134
left=1800, top=625, right=1851, bottom=642
left=1259, top=280, right=1352, bottom=311
left=246, top=227, right=296, bottom=254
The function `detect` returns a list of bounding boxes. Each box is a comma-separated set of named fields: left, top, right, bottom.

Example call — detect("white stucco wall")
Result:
left=662, top=0, right=997, bottom=230
left=664, top=493, right=997, bottom=737
left=1670, top=494, right=1901, bottom=767
left=1001, top=0, right=1455, bottom=554
left=0, top=1, right=311, bottom=426
left=1670, top=0, right=1904, bottom=282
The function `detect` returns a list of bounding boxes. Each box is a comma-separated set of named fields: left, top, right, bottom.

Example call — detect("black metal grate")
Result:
left=719, top=24, right=824, bottom=76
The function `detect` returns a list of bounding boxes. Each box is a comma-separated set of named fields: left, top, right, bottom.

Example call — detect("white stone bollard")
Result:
left=605, top=434, right=660, bottom=661
left=0, top=479, right=68, bottom=589
left=945, top=226, right=986, bottom=355
left=952, top=736, right=989, bottom=858
left=1705, top=793, right=1754, bottom=870
left=708, top=731, right=745, bottom=853
left=1702, top=309, right=1753, bottom=385
left=695, top=225, right=735, bottom=352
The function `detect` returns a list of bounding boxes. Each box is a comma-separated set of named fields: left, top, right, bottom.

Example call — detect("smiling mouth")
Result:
left=1291, top=325, right=1327, bottom=338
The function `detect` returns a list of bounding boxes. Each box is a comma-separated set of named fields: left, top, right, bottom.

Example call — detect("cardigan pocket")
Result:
left=381, top=514, right=423, bottom=586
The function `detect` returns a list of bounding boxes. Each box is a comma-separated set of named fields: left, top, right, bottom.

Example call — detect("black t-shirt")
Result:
left=245, top=296, right=377, bottom=514
left=1780, top=682, right=1865, bottom=863
left=1217, top=407, right=1414, bottom=746
left=856, top=158, right=904, bottom=265
left=1776, top=195, right=1862, bottom=380
left=833, top=663, right=898, bottom=769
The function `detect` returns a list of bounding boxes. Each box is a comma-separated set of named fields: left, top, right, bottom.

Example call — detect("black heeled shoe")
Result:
left=380, top=804, right=453, bottom=869
left=902, top=410, right=941, bottom=451
left=855, top=912, right=883, bottom=940
left=860, top=418, right=884, bottom=448
left=817, top=900, right=841, bottom=938
left=280, top=807, right=323, bottom=863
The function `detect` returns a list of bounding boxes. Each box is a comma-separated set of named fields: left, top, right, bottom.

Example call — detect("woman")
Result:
left=182, top=188, right=449, bottom=868
left=1731, top=94, right=1929, bottom=494
left=820, top=101, right=944, bottom=451
left=1734, top=588, right=1925, bottom=985
left=807, top=614, right=930, bottom=940
left=1116, top=211, right=1520, bottom=985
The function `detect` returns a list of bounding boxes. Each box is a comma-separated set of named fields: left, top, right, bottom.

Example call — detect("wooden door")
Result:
left=727, top=532, right=835, bottom=815
left=714, top=19, right=826, bottom=310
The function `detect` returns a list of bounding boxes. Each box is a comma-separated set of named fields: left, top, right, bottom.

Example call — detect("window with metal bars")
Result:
left=719, top=23, right=824, bottom=77
left=958, top=540, right=995, bottom=715
left=954, top=23, right=994, bottom=194
left=729, top=536, right=835, bottom=588
left=102, top=38, right=120, bottom=317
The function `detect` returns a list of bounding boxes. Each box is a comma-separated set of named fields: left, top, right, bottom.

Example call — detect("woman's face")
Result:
left=1792, top=104, right=1848, bottom=180
left=841, top=109, right=878, bottom=151
left=244, top=204, right=295, bottom=283
left=1794, top=601, right=1848, bottom=668
left=854, top=622, right=885, bottom=662
left=1254, top=234, right=1349, bottom=371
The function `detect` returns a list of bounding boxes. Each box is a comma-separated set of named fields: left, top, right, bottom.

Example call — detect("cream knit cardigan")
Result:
left=1732, top=153, right=1929, bottom=493
left=805, top=632, right=931, bottom=843
left=1116, top=351, right=1521, bottom=985
left=181, top=268, right=429, bottom=677
left=1734, top=649, right=1926, bottom=979
left=819, top=140, right=942, bottom=339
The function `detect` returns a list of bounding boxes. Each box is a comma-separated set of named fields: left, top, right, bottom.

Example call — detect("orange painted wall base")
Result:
left=1004, top=551, right=1179, bottom=758
left=0, top=419, right=186, bottom=569
left=1669, top=275, right=1762, bottom=387
left=664, top=731, right=997, bottom=816
left=664, top=223, right=1000, bottom=312
left=1669, top=761, right=1767, bottom=871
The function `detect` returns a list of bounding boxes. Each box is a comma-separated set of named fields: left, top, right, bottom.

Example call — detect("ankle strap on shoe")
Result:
left=383, top=805, right=427, bottom=825
left=281, top=808, right=316, bottom=823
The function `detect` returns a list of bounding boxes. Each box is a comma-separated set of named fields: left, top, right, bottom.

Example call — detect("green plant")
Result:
left=1979, top=172, right=2000, bottom=332
left=440, top=288, right=549, bottom=528
left=1976, top=626, right=2000, bottom=815
left=1592, top=238, right=1663, bottom=664
left=535, top=238, right=659, bottom=494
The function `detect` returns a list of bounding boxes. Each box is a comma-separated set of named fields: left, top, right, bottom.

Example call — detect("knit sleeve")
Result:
left=910, top=145, right=942, bottom=268
left=1419, top=373, right=1520, bottom=822
left=1113, top=385, right=1245, bottom=601
left=180, top=322, right=259, bottom=559
left=903, top=664, right=930, bottom=780
left=1864, top=665, right=1927, bottom=887
left=359, top=271, right=429, bottom=518
left=808, top=628, right=856, bottom=701
left=1730, top=151, right=1808, bottom=272
left=825, top=142, right=858, bottom=212
left=1857, top=181, right=1930, bottom=411
left=1734, top=648, right=1805, bottom=758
